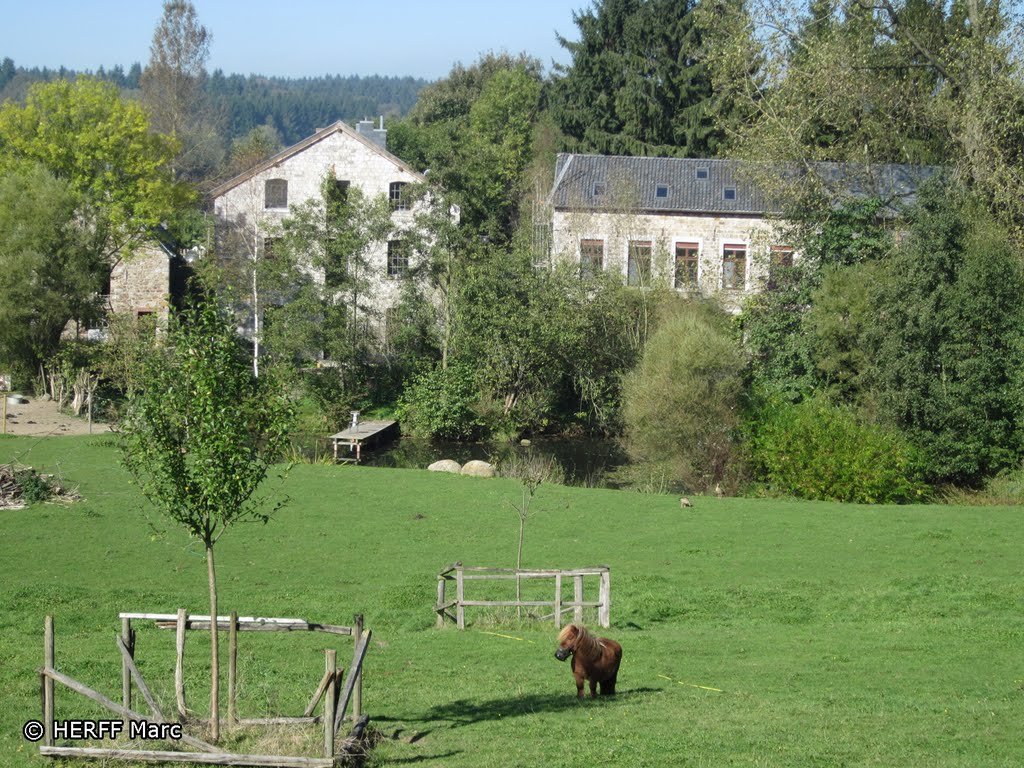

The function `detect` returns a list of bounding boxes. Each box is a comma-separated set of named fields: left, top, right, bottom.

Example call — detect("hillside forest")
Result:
left=3, top=0, right=1024, bottom=503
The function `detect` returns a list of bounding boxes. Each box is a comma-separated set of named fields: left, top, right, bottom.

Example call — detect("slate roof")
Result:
left=549, top=153, right=938, bottom=216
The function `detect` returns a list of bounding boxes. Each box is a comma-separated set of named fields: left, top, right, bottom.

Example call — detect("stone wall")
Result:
left=213, top=127, right=425, bottom=333
left=552, top=208, right=793, bottom=312
left=107, top=243, right=171, bottom=321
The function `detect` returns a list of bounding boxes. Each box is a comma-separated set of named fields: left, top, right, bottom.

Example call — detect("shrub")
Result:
left=621, top=300, right=746, bottom=492
left=747, top=397, right=929, bottom=503
left=396, top=361, right=487, bottom=440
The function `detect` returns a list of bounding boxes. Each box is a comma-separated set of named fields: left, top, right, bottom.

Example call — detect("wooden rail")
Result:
left=436, top=563, right=611, bottom=629
left=39, top=612, right=372, bottom=767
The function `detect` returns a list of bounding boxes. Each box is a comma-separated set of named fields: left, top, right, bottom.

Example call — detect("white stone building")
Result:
left=549, top=153, right=932, bottom=311
left=209, top=118, right=428, bottom=344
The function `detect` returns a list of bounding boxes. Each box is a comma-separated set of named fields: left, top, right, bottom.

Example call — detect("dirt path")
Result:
left=2, top=396, right=111, bottom=437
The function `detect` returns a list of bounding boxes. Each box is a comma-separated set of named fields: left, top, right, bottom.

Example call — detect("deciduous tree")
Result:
left=0, top=160, right=99, bottom=384
left=0, top=77, right=180, bottom=263
left=141, top=0, right=223, bottom=182
left=119, top=297, right=292, bottom=742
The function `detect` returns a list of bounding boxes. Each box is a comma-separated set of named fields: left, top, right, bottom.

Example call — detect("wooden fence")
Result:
left=37, top=610, right=372, bottom=767
left=435, top=563, right=610, bottom=629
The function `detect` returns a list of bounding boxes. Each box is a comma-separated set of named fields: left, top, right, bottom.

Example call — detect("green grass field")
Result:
left=1, top=435, right=1022, bottom=767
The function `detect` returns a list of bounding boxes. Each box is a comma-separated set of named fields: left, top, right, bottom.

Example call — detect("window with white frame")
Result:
left=389, top=181, right=409, bottom=211
left=722, top=244, right=746, bottom=290
left=627, top=240, right=652, bottom=286
left=674, top=242, right=699, bottom=288
left=387, top=239, right=409, bottom=276
left=580, top=239, right=604, bottom=278
left=264, top=179, right=288, bottom=209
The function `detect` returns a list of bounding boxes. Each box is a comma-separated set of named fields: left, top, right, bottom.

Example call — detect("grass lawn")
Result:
left=1, top=434, right=1022, bottom=767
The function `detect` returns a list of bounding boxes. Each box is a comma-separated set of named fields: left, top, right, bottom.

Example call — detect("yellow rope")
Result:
left=659, top=673, right=723, bottom=692
left=480, top=631, right=536, bottom=644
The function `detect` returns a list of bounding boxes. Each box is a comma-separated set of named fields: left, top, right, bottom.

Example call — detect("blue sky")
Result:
left=1, top=0, right=587, bottom=80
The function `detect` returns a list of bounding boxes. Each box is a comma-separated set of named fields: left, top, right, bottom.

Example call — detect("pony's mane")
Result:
left=558, top=623, right=602, bottom=660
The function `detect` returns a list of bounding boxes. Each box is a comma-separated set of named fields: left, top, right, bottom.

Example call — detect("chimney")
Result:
left=355, top=117, right=387, bottom=150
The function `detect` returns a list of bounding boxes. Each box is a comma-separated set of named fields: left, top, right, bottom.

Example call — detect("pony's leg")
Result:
left=589, top=679, right=597, bottom=698
left=575, top=679, right=585, bottom=699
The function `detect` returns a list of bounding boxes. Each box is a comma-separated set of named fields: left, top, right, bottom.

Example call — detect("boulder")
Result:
left=460, top=460, right=496, bottom=478
left=428, top=460, right=462, bottom=474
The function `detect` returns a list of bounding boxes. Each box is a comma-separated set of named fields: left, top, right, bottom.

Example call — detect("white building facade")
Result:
left=210, top=119, right=428, bottom=340
left=549, top=154, right=929, bottom=312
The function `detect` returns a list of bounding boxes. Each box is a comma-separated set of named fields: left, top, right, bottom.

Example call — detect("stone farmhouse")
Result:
left=548, top=153, right=933, bottom=311
left=209, top=118, right=428, bottom=344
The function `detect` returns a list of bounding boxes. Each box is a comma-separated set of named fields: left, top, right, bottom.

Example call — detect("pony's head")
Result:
left=555, top=624, right=588, bottom=661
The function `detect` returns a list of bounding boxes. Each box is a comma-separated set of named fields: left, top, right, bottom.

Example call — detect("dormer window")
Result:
left=655, top=184, right=669, bottom=199
left=390, top=181, right=409, bottom=211
left=723, top=187, right=737, bottom=201
left=264, top=179, right=287, bottom=209
left=592, top=181, right=607, bottom=198
left=696, top=168, right=709, bottom=180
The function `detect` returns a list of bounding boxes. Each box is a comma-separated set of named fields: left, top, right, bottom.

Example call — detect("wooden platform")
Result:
left=329, top=420, right=398, bottom=464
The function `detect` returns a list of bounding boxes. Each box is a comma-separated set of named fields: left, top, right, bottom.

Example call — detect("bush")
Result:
left=396, top=362, right=487, bottom=440
left=621, top=300, right=746, bottom=493
left=747, top=397, right=929, bottom=503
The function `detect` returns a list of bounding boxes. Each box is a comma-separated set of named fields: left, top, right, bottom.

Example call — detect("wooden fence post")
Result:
left=174, top=609, right=188, bottom=720
left=456, top=567, right=465, bottom=630
left=574, top=575, right=584, bottom=624
left=228, top=611, right=238, bottom=726
left=43, top=615, right=54, bottom=747
left=599, top=570, right=610, bottom=628
left=352, top=614, right=363, bottom=721
left=323, top=649, right=336, bottom=759
left=554, top=574, right=563, bottom=629
left=436, top=577, right=446, bottom=628
left=121, top=617, right=133, bottom=712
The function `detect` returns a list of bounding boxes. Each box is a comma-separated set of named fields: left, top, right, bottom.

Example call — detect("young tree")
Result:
left=119, top=297, right=293, bottom=742
left=277, top=178, right=394, bottom=366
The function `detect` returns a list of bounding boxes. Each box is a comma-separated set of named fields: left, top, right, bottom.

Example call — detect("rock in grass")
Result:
left=460, top=460, right=496, bottom=478
left=428, top=460, right=462, bottom=474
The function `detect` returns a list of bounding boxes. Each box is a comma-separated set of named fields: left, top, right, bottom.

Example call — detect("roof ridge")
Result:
left=209, top=120, right=425, bottom=199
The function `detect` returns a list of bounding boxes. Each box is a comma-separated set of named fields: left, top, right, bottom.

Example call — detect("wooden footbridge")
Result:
left=329, top=419, right=398, bottom=463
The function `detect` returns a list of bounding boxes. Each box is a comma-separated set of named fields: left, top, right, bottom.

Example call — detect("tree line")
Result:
left=0, top=55, right=426, bottom=155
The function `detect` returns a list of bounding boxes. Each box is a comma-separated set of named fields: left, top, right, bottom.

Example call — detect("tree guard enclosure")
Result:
left=37, top=611, right=372, bottom=767
left=435, top=563, right=611, bottom=629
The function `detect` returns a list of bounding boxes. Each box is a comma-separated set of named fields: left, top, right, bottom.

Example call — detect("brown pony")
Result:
left=554, top=623, right=622, bottom=699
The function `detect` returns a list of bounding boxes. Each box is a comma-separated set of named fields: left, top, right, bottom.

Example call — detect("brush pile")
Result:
left=0, top=463, right=80, bottom=509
